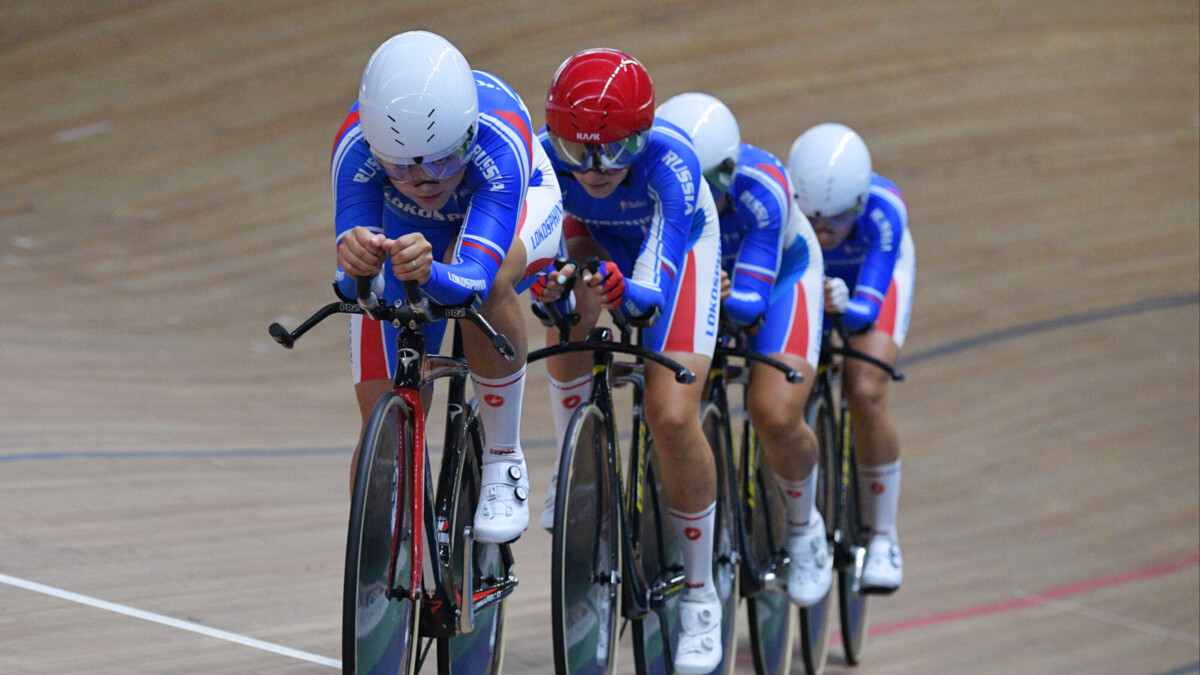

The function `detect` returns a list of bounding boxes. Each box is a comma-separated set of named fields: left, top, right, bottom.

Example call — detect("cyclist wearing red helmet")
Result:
left=534, top=48, right=725, bottom=674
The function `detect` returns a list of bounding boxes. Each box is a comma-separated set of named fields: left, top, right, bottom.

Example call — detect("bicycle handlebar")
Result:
left=715, top=313, right=803, bottom=383
left=528, top=339, right=696, bottom=385
left=267, top=276, right=516, bottom=361
left=827, top=314, right=905, bottom=382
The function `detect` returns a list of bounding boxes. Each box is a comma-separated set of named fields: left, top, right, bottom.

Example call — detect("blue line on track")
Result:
left=0, top=447, right=352, bottom=463
left=4, top=292, right=1195, bottom=463
left=1152, top=662, right=1200, bottom=675
left=903, top=292, right=1197, bottom=365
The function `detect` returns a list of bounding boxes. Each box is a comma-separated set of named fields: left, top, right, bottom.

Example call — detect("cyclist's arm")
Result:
left=844, top=210, right=902, bottom=332
left=331, top=106, right=387, bottom=300
left=621, top=154, right=705, bottom=318
left=724, top=184, right=785, bottom=326
left=421, top=106, right=532, bottom=306
left=423, top=190, right=517, bottom=306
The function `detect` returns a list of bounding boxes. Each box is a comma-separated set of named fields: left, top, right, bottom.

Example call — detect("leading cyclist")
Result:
left=330, top=31, right=564, bottom=545
left=787, top=123, right=915, bottom=593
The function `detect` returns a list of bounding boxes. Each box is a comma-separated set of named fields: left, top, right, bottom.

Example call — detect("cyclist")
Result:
left=656, top=93, right=831, bottom=607
left=533, top=49, right=725, bottom=674
left=787, top=123, right=915, bottom=593
left=331, top=31, right=564, bottom=545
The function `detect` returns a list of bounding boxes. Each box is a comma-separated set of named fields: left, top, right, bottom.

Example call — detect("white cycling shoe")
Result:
left=673, top=592, right=723, bottom=675
left=787, top=513, right=833, bottom=607
left=861, top=535, right=903, bottom=593
left=539, top=475, right=557, bottom=531
left=473, top=459, right=530, bottom=544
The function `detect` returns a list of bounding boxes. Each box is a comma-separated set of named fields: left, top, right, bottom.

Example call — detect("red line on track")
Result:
left=858, top=552, right=1200, bottom=640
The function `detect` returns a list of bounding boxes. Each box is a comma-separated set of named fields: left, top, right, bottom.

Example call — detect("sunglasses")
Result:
left=547, top=128, right=649, bottom=173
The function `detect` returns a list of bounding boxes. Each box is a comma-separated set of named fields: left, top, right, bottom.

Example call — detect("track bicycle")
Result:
left=799, top=315, right=905, bottom=670
left=701, top=319, right=806, bottom=675
left=269, top=277, right=520, bottom=674
left=528, top=261, right=740, bottom=675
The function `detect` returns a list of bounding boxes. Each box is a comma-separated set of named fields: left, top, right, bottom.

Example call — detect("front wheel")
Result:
left=552, top=403, right=622, bottom=675
left=797, top=393, right=837, bottom=674
left=740, top=421, right=795, bottom=675
left=702, top=401, right=742, bottom=675
left=343, top=393, right=421, bottom=675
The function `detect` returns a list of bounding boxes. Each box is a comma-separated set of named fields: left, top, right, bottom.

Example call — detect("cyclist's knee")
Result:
left=748, top=397, right=793, bottom=440
left=845, top=378, right=889, bottom=420
left=646, top=398, right=698, bottom=446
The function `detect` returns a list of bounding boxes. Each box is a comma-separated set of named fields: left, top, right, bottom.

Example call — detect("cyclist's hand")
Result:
left=532, top=261, right=576, bottom=303
left=337, top=227, right=388, bottom=279
left=581, top=261, right=625, bottom=309
left=719, top=268, right=731, bottom=300
left=387, top=232, right=433, bottom=284
left=824, top=276, right=849, bottom=314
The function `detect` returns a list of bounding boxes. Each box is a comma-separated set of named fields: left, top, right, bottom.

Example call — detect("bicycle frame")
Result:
left=269, top=278, right=518, bottom=672
left=707, top=329, right=804, bottom=600
left=531, top=323, right=694, bottom=621
left=530, top=298, right=699, bottom=673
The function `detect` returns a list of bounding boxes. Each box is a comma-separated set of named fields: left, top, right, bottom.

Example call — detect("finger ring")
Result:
left=410, top=259, right=417, bottom=271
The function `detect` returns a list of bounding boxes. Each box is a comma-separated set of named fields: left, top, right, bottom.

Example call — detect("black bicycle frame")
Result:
left=708, top=327, right=803, bottom=598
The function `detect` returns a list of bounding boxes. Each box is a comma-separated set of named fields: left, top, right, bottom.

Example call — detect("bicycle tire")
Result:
left=632, top=415, right=700, bottom=675
left=702, top=401, right=742, bottom=674
left=740, top=421, right=795, bottom=675
left=439, top=399, right=509, bottom=675
left=836, top=409, right=870, bottom=665
left=797, top=393, right=836, bottom=675
left=552, top=402, right=622, bottom=675
left=343, top=392, right=421, bottom=675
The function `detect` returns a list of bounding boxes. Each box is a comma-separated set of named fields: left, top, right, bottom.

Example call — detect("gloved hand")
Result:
left=583, top=260, right=626, bottom=308
left=825, top=276, right=849, bottom=314
left=531, top=262, right=574, bottom=303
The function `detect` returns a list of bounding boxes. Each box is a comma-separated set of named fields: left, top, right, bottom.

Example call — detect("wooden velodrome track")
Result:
left=1, top=1, right=1196, bottom=673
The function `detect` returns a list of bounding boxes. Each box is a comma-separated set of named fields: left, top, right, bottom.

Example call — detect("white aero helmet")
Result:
left=358, top=31, right=478, bottom=181
left=655, top=92, right=740, bottom=194
left=787, top=123, right=872, bottom=219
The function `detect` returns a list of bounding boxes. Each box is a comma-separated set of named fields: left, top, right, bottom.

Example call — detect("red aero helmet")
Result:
left=545, top=48, right=655, bottom=145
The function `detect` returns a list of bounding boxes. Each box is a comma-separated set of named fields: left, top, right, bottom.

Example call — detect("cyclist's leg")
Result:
left=458, top=228, right=533, bottom=544
left=467, top=174, right=570, bottom=543
left=749, top=240, right=831, bottom=606
left=543, top=221, right=606, bottom=421
left=643, top=224, right=724, bottom=674
left=350, top=379, right=392, bottom=489
left=540, top=228, right=607, bottom=528
left=846, top=231, right=912, bottom=590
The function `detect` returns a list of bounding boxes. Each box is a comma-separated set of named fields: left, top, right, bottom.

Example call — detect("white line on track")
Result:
left=0, top=572, right=341, bottom=668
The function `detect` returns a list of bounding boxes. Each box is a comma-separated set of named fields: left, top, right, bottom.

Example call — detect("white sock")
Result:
left=775, top=464, right=819, bottom=536
left=471, top=366, right=526, bottom=465
left=858, top=459, right=900, bottom=539
left=546, top=373, right=592, bottom=477
left=669, top=502, right=717, bottom=600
